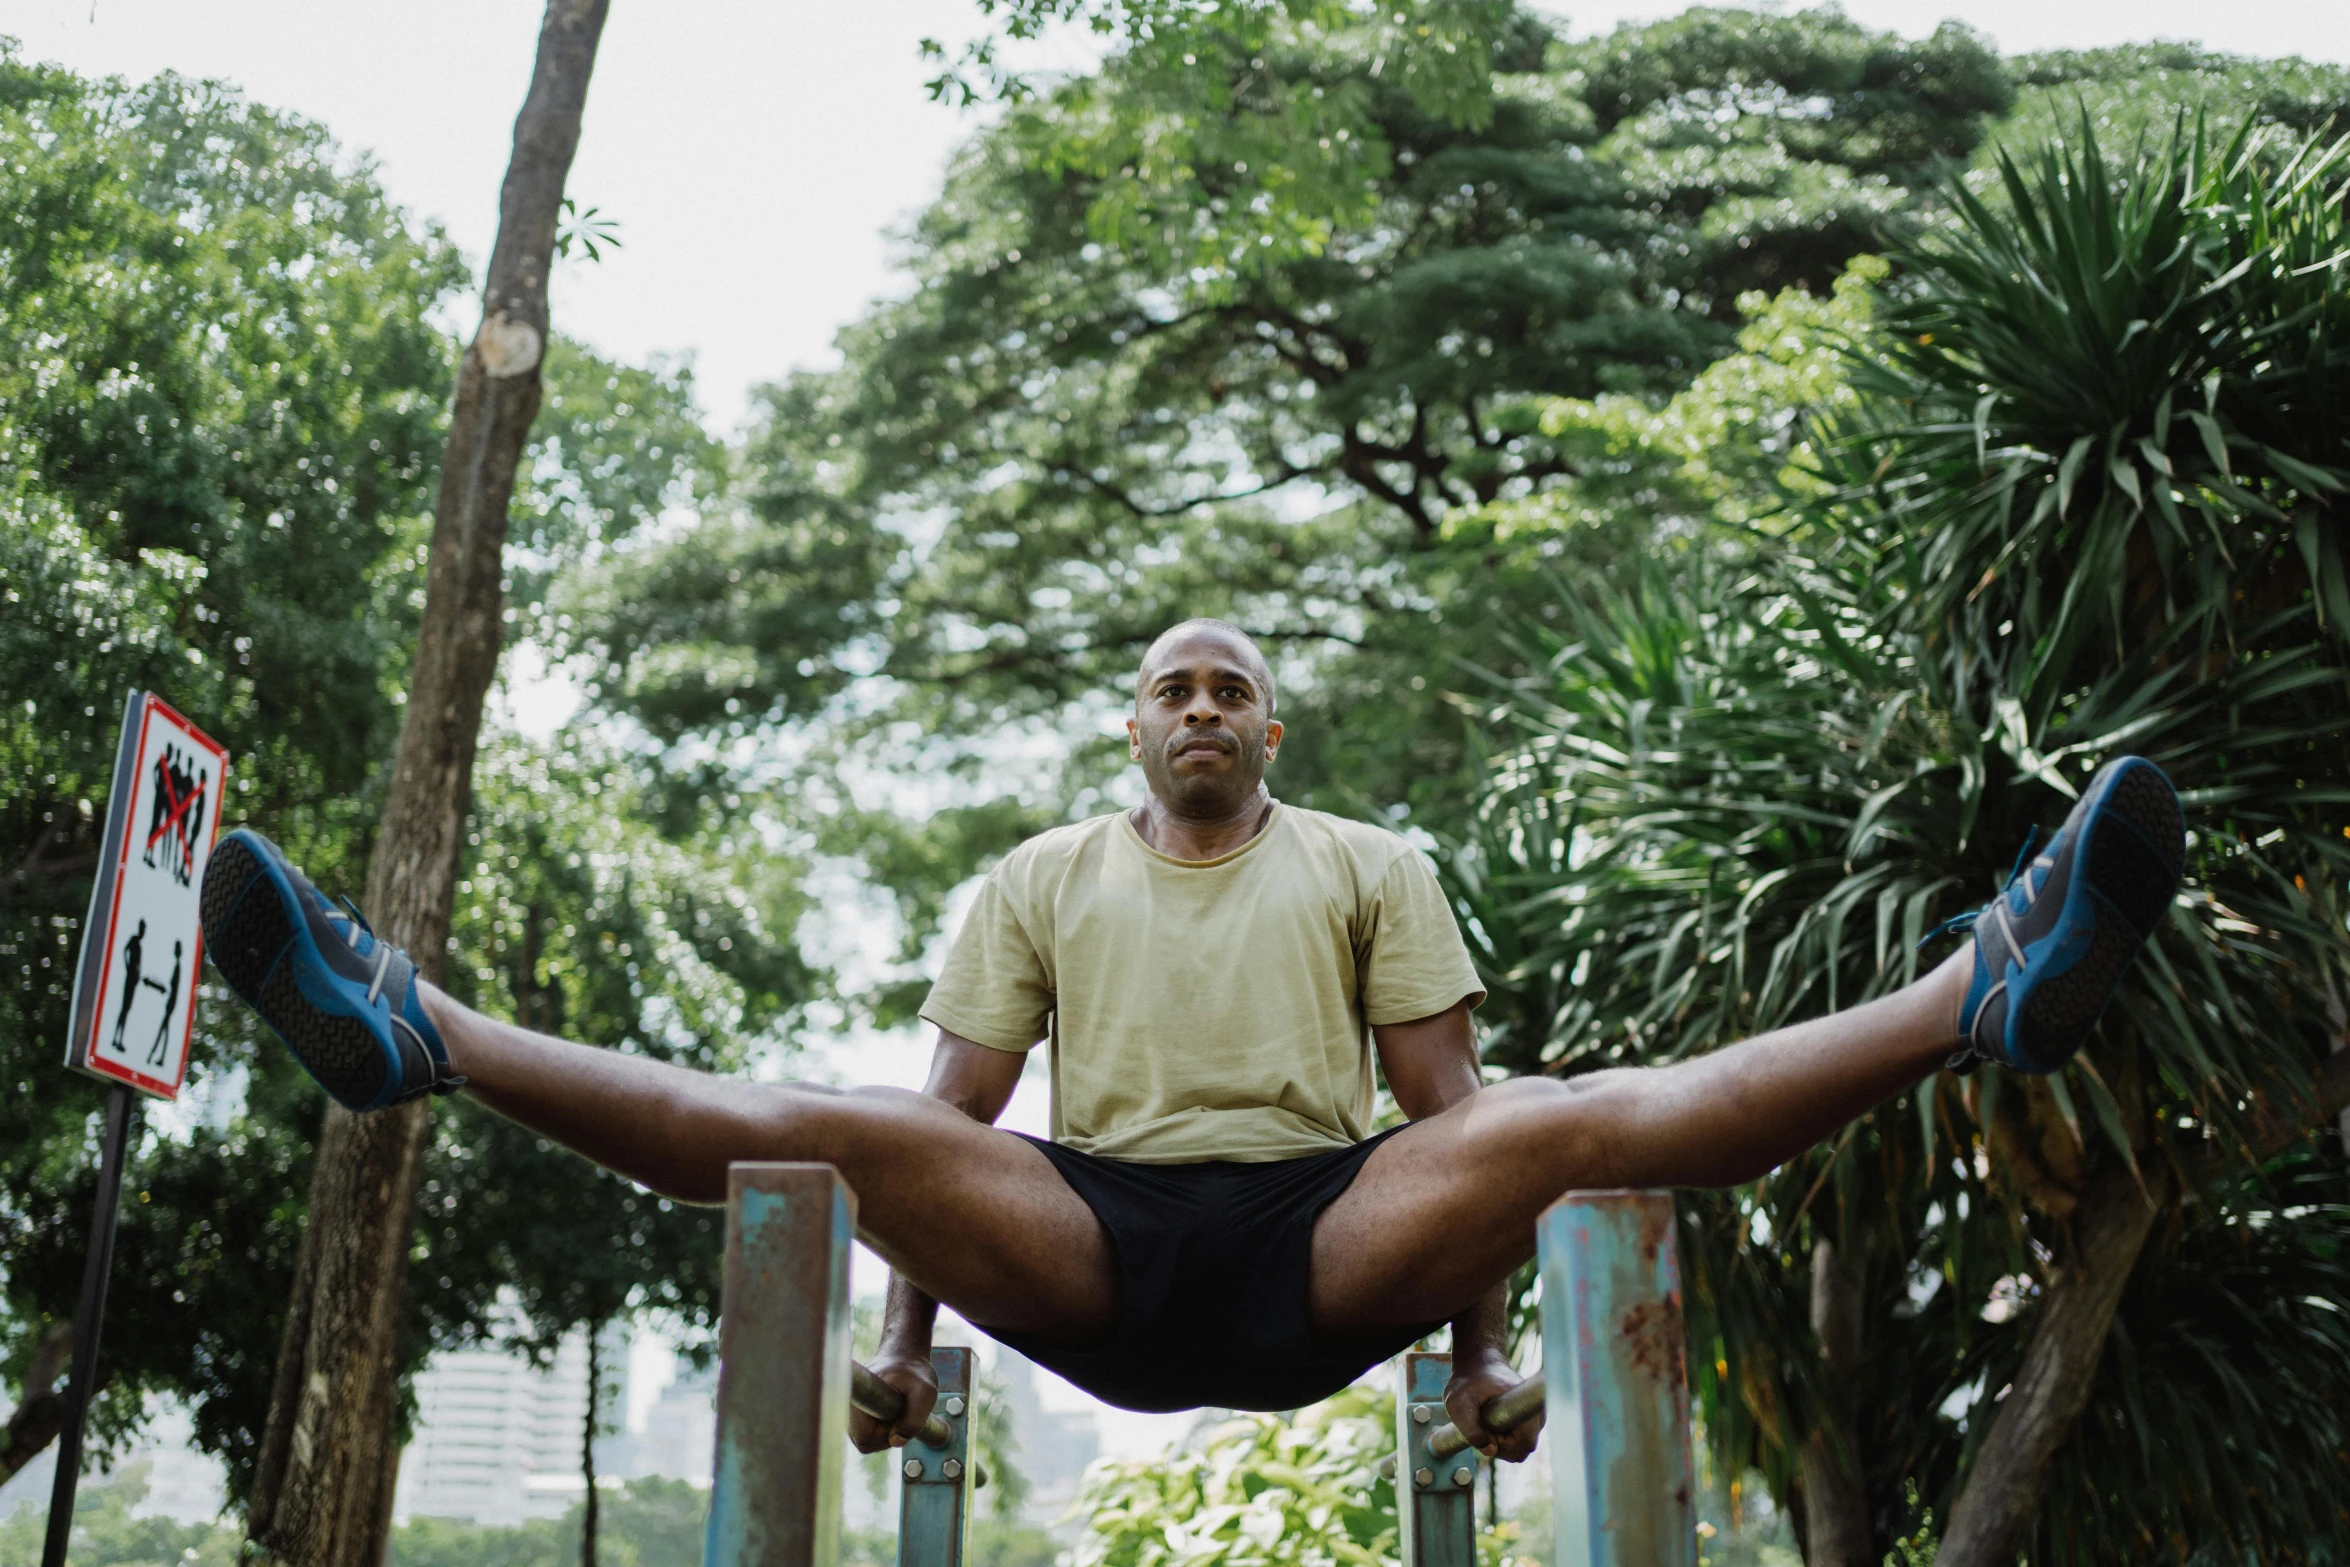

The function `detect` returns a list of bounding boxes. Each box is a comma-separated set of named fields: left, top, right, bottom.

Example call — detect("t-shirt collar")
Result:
left=1119, top=799, right=1283, bottom=868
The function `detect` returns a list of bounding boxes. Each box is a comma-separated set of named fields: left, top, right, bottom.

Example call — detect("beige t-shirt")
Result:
left=918, top=803, right=1485, bottom=1164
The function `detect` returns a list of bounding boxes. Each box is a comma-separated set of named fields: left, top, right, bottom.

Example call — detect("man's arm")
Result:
left=1372, top=1000, right=1537, bottom=1463
left=848, top=1028, right=1028, bottom=1453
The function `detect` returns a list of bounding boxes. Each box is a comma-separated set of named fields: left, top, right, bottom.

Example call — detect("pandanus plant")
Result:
left=1448, top=114, right=2350, bottom=1565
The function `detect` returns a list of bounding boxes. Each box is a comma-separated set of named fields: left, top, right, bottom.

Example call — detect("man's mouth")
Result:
left=1173, top=737, right=1232, bottom=758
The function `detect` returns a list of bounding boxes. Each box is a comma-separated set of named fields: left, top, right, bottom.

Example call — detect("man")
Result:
left=197, top=620, right=2185, bottom=1461
left=110, top=917, right=148, bottom=1056
left=143, top=939, right=184, bottom=1066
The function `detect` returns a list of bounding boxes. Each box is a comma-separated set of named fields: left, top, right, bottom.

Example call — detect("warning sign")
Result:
left=65, top=692, right=230, bottom=1099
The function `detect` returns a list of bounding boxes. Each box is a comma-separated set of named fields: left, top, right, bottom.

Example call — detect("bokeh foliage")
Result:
left=0, top=48, right=808, bottom=1503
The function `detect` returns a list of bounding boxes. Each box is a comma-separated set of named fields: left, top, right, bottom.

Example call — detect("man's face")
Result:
left=1127, top=629, right=1283, bottom=816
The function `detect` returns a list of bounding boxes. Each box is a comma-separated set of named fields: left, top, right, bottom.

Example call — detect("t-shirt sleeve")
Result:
left=918, top=863, right=1053, bottom=1053
left=1360, top=846, right=1487, bottom=1025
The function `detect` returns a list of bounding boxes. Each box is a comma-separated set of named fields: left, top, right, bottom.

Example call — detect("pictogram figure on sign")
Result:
left=142, top=744, right=209, bottom=888
left=110, top=920, right=148, bottom=1057
left=143, top=941, right=183, bottom=1067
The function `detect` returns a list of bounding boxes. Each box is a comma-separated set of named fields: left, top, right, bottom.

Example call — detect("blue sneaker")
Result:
left=1939, top=756, right=2184, bottom=1074
left=200, top=828, right=464, bottom=1111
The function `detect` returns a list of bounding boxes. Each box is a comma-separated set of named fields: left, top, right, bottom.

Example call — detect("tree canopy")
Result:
left=0, top=48, right=809, bottom=1503
left=567, top=9, right=2350, bottom=990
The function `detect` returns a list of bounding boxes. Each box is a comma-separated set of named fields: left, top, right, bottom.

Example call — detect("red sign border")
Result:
left=77, top=693, right=230, bottom=1099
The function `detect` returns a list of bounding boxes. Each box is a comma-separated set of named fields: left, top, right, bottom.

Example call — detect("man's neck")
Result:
left=1130, top=788, right=1276, bottom=863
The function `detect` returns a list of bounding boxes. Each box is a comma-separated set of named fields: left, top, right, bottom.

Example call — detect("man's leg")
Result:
left=1308, top=945, right=1969, bottom=1337
left=421, top=988, right=1115, bottom=1344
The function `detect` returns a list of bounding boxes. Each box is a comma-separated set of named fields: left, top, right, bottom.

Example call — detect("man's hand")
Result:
left=1442, top=1347, right=1538, bottom=1464
left=848, top=1349, right=940, bottom=1454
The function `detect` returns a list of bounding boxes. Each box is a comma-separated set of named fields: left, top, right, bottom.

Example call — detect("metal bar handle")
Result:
left=1426, top=1371, right=1546, bottom=1460
left=852, top=1358, right=955, bottom=1449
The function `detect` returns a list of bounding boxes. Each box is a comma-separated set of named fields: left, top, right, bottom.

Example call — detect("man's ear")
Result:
left=1127, top=714, right=1142, bottom=759
left=1264, top=718, right=1283, bottom=763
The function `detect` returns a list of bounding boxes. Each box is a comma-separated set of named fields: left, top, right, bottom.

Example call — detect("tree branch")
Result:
left=1072, top=465, right=1306, bottom=520
left=0, top=1323, right=76, bottom=1484
left=1338, top=433, right=1437, bottom=537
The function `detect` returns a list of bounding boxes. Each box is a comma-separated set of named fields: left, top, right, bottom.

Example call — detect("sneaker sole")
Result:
left=2010, top=760, right=2183, bottom=1070
left=201, top=834, right=396, bottom=1110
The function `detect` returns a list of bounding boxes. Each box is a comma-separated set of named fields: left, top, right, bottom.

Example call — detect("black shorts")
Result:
left=982, top=1128, right=1441, bottom=1413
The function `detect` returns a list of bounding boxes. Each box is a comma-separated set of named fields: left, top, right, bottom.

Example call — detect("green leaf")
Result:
left=2056, top=434, right=2095, bottom=518
left=2185, top=410, right=2232, bottom=477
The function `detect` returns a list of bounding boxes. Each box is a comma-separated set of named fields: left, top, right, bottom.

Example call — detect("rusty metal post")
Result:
left=895, top=1346, right=974, bottom=1567
left=706, top=1163, right=855, bottom=1567
left=1395, top=1351, right=1480, bottom=1567
left=1541, top=1191, right=1697, bottom=1567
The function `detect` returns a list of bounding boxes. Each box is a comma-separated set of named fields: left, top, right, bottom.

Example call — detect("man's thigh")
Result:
left=812, top=1086, right=1114, bottom=1343
left=1306, top=1077, right=1612, bottom=1338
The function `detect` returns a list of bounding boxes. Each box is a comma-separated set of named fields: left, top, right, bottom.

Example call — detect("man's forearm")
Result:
left=1451, top=1278, right=1511, bottom=1363
left=879, top=1025, right=1022, bottom=1359
left=881, top=1269, right=941, bottom=1358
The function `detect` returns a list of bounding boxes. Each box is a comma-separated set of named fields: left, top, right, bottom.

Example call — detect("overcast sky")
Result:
left=12, top=0, right=2347, bottom=433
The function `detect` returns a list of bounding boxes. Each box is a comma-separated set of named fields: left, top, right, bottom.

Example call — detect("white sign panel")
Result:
left=66, top=691, right=230, bottom=1100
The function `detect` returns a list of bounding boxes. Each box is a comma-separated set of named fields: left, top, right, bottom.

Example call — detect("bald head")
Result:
left=1135, top=619, right=1276, bottom=716
left=1127, top=619, right=1284, bottom=822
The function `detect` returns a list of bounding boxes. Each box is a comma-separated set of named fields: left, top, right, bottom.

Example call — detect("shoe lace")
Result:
left=329, top=894, right=465, bottom=1094
left=1917, top=826, right=2040, bottom=949
left=324, top=892, right=378, bottom=956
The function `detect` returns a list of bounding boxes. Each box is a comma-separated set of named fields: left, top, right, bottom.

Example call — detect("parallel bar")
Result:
left=1395, top=1352, right=1479, bottom=1567
left=895, top=1346, right=973, bottom=1567
left=707, top=1164, right=854, bottom=1567
left=1426, top=1372, right=1547, bottom=1461
left=852, top=1360, right=954, bottom=1450
left=1542, top=1191, right=1697, bottom=1567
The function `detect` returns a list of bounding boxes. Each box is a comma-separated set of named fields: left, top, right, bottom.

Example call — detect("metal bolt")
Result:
left=1410, top=1404, right=1433, bottom=1425
left=903, top=1458, right=924, bottom=1479
left=1413, top=1467, right=1435, bottom=1488
left=942, top=1458, right=964, bottom=1480
left=943, top=1396, right=967, bottom=1418
left=1451, top=1466, right=1474, bottom=1488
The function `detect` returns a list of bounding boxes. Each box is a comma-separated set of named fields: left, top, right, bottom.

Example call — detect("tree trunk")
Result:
left=0, top=1323, right=74, bottom=1483
left=243, top=4, right=611, bottom=1562
left=582, top=1326, right=602, bottom=1567
left=1796, top=1238, right=1871, bottom=1567
left=1926, top=1049, right=2350, bottom=1566
left=1936, top=1159, right=2171, bottom=1567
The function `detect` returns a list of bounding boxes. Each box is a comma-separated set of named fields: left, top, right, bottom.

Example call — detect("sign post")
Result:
left=45, top=691, right=227, bottom=1567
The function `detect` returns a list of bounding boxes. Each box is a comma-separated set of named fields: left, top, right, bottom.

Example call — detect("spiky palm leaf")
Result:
left=1442, top=110, right=2350, bottom=1563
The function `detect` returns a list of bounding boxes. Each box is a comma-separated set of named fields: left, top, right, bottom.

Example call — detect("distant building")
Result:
left=628, top=1358, right=717, bottom=1488
left=392, top=1324, right=603, bottom=1526
left=993, top=1347, right=1099, bottom=1519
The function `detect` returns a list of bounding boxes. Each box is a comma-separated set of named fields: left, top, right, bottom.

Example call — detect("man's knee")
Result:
left=771, top=1081, right=987, bottom=1171
left=1475, top=1071, right=1625, bottom=1122
left=1470, top=1072, right=1635, bottom=1185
